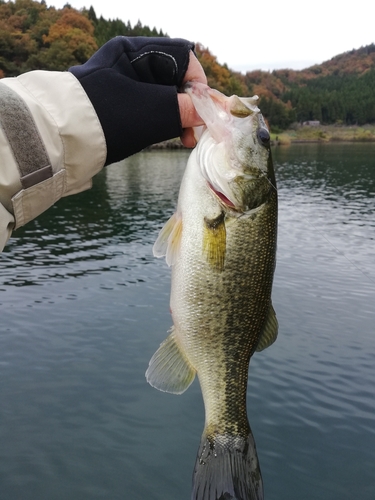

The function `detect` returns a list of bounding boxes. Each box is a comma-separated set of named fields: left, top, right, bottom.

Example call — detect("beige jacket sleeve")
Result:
left=0, top=70, right=107, bottom=252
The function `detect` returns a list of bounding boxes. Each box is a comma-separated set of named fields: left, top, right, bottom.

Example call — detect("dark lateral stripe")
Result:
left=0, top=81, right=53, bottom=189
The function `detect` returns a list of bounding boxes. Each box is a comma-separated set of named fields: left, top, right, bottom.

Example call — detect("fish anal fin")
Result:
left=145, top=327, right=196, bottom=395
left=203, top=212, right=226, bottom=271
left=153, top=212, right=182, bottom=267
left=256, top=303, right=278, bottom=352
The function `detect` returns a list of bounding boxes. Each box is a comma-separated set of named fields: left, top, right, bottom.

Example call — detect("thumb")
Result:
left=178, top=93, right=204, bottom=129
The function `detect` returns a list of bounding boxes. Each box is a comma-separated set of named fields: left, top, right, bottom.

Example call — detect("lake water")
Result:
left=0, top=143, right=374, bottom=500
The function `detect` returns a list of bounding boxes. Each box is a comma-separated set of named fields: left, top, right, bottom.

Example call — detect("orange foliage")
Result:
left=273, top=45, right=375, bottom=84
left=7, top=13, right=27, bottom=30
left=0, top=0, right=98, bottom=75
left=245, top=70, right=285, bottom=97
left=252, top=85, right=274, bottom=99
left=43, top=9, right=95, bottom=44
left=0, top=3, right=13, bottom=20
left=41, top=8, right=97, bottom=67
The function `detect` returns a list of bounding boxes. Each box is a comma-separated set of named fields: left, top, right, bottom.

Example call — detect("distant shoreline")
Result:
left=271, top=124, right=375, bottom=145
left=148, top=124, right=375, bottom=150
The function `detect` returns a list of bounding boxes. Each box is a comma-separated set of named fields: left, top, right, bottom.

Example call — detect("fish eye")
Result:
left=257, top=128, right=270, bottom=146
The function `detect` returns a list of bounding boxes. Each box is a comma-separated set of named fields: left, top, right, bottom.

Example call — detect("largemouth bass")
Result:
left=146, top=82, right=278, bottom=500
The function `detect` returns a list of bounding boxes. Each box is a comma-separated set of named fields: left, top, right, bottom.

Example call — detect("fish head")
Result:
left=185, top=82, right=275, bottom=212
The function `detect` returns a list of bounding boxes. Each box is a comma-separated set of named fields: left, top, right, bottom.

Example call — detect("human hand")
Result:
left=178, top=51, right=207, bottom=148
left=69, top=37, right=207, bottom=165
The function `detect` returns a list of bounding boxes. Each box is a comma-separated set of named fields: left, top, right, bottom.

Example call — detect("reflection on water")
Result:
left=0, top=145, right=374, bottom=500
left=273, top=144, right=375, bottom=296
left=1, top=152, right=189, bottom=289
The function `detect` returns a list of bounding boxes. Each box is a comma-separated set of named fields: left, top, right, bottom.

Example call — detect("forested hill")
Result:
left=200, top=44, right=375, bottom=129
left=0, top=0, right=168, bottom=75
left=1, top=0, right=374, bottom=131
left=270, top=45, right=375, bottom=128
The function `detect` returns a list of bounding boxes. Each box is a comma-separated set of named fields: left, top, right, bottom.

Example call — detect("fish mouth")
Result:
left=207, top=182, right=237, bottom=209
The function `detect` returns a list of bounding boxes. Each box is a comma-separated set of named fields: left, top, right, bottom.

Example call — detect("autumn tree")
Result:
left=0, top=1, right=170, bottom=75
left=39, top=8, right=97, bottom=69
left=0, top=0, right=43, bottom=75
left=0, top=0, right=97, bottom=74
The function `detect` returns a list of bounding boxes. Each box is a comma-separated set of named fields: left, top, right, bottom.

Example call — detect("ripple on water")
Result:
left=1, top=147, right=375, bottom=500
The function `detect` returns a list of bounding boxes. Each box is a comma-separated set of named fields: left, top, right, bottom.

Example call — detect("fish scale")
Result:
left=178, top=195, right=277, bottom=437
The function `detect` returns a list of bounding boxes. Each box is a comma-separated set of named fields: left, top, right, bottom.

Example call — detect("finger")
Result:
left=180, top=128, right=198, bottom=148
left=178, top=93, right=204, bottom=129
left=178, top=52, right=207, bottom=148
left=182, top=51, right=208, bottom=85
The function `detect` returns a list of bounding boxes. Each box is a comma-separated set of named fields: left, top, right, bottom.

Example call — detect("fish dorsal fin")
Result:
left=256, top=303, right=278, bottom=352
left=153, top=212, right=182, bottom=267
left=145, top=327, right=196, bottom=394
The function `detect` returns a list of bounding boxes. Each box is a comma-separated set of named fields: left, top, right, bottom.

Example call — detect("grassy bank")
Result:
left=151, top=124, right=375, bottom=150
left=271, top=124, right=375, bottom=145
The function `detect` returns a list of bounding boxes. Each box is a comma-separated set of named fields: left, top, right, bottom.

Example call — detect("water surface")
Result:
left=1, top=144, right=374, bottom=499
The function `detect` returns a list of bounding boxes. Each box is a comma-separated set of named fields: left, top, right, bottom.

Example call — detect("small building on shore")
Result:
left=302, top=120, right=321, bottom=126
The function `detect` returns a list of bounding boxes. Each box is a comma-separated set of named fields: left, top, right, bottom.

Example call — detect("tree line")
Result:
left=1, top=0, right=374, bottom=130
left=281, top=69, right=375, bottom=125
left=0, top=0, right=168, bottom=75
left=0, top=0, right=274, bottom=123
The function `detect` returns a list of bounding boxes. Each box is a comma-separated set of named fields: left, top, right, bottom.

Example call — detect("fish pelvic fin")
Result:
left=145, top=327, right=196, bottom=394
left=192, top=433, right=264, bottom=500
left=203, top=212, right=226, bottom=271
left=153, top=212, right=182, bottom=267
left=255, top=303, right=278, bottom=352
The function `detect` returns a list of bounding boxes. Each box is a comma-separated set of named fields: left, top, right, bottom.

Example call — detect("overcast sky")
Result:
left=50, top=0, right=375, bottom=72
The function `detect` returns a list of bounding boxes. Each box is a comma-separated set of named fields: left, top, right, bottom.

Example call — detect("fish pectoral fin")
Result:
left=203, top=212, right=226, bottom=271
left=145, top=327, right=196, bottom=394
left=256, top=303, right=278, bottom=352
left=153, top=212, right=182, bottom=266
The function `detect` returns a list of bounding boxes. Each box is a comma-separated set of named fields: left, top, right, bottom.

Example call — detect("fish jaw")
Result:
left=185, top=82, right=260, bottom=145
left=185, top=82, right=273, bottom=213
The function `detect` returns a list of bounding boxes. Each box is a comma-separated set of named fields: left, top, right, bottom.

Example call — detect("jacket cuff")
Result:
left=0, top=71, right=106, bottom=231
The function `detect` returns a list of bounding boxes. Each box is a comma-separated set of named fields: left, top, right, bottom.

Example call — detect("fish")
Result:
left=146, top=81, right=278, bottom=500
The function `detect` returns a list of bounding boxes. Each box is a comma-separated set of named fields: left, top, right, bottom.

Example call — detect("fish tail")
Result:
left=192, top=431, right=263, bottom=500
